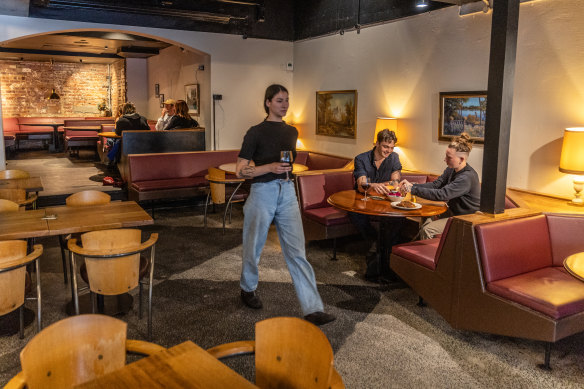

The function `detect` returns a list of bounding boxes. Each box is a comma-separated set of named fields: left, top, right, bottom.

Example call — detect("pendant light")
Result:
left=416, top=0, right=429, bottom=7
left=47, top=59, right=61, bottom=100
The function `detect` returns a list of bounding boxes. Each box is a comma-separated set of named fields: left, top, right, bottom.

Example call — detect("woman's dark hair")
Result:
left=376, top=129, right=397, bottom=144
left=264, top=84, right=288, bottom=116
left=174, top=100, right=192, bottom=120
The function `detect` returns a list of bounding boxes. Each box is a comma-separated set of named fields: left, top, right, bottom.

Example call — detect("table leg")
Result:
left=49, top=125, right=62, bottom=153
left=366, top=218, right=405, bottom=284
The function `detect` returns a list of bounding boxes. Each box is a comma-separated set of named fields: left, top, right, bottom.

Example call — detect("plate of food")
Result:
left=391, top=200, right=422, bottom=210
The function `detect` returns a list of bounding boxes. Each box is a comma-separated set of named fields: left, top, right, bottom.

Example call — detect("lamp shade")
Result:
left=47, top=89, right=60, bottom=100
left=559, top=128, right=584, bottom=174
left=374, top=117, right=398, bottom=144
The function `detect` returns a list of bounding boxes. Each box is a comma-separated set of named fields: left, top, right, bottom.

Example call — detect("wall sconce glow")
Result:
left=416, top=0, right=429, bottom=8
left=559, top=127, right=584, bottom=205
left=373, top=117, right=398, bottom=144
left=296, top=138, right=305, bottom=150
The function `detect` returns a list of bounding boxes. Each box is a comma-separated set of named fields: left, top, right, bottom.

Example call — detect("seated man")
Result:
left=155, top=99, right=176, bottom=131
left=399, top=132, right=480, bottom=239
left=350, top=129, right=403, bottom=282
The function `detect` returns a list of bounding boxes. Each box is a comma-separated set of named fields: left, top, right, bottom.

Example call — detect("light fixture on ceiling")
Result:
left=46, top=59, right=60, bottom=100
left=416, top=0, right=429, bottom=8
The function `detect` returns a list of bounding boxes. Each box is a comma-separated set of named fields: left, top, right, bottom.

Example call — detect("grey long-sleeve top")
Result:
left=411, top=164, right=480, bottom=216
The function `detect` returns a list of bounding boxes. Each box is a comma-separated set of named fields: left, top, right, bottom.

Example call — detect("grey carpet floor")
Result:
left=1, top=205, right=584, bottom=388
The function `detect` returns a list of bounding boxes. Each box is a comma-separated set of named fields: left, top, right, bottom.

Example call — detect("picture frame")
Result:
left=185, top=83, right=200, bottom=116
left=159, top=94, right=165, bottom=108
left=316, top=90, right=357, bottom=139
left=439, top=91, right=487, bottom=144
left=155, top=83, right=160, bottom=98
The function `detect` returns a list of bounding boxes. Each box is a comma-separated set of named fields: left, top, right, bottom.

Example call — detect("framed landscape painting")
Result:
left=185, top=83, right=200, bottom=116
left=316, top=90, right=357, bottom=138
left=439, top=91, right=487, bottom=144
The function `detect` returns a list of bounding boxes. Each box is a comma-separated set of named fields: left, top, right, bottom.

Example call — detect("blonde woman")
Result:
left=399, top=132, right=480, bottom=239
left=162, top=100, right=199, bottom=130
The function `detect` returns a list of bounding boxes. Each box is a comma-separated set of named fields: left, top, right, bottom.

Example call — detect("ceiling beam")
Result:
left=0, top=47, right=121, bottom=59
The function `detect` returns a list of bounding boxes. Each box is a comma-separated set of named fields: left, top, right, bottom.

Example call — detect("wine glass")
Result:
left=280, top=150, right=292, bottom=181
left=361, top=177, right=371, bottom=201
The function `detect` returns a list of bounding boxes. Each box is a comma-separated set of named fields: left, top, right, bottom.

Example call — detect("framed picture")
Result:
left=439, top=91, right=487, bottom=144
left=159, top=94, right=165, bottom=108
left=185, top=83, right=200, bottom=116
left=316, top=90, right=357, bottom=139
left=154, top=84, right=160, bottom=98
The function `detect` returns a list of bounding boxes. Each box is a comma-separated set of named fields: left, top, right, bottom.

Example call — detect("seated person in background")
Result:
left=114, top=102, right=150, bottom=135
left=113, top=105, right=124, bottom=123
left=155, top=98, right=176, bottom=131
left=399, top=132, right=480, bottom=239
left=350, top=129, right=403, bottom=282
left=162, top=100, right=199, bottom=130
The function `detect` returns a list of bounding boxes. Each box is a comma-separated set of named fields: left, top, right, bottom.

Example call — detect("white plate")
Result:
left=391, top=201, right=422, bottom=210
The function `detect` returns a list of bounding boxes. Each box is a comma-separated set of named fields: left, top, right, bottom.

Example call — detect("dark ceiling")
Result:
left=28, top=0, right=454, bottom=42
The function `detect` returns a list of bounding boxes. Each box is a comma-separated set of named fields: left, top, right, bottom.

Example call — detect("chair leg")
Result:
left=148, top=246, right=155, bottom=341
left=71, top=252, right=80, bottom=315
left=331, top=238, right=338, bottom=261
left=91, top=292, right=96, bottom=313
left=35, top=258, right=42, bottom=332
left=19, top=306, right=24, bottom=339
left=204, top=192, right=211, bottom=228
left=139, top=282, right=143, bottom=320
left=59, top=235, right=68, bottom=284
left=538, top=342, right=552, bottom=371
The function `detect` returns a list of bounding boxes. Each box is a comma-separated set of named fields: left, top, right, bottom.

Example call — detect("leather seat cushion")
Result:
left=392, top=238, right=441, bottom=270
left=303, top=207, right=351, bottom=226
left=487, top=267, right=584, bottom=319
left=80, top=255, right=150, bottom=285
left=131, top=177, right=207, bottom=191
left=66, top=136, right=99, bottom=141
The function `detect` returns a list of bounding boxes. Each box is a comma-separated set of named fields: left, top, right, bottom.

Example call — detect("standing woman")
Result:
left=399, top=132, right=481, bottom=239
left=162, top=100, right=199, bottom=130
left=235, top=84, right=335, bottom=326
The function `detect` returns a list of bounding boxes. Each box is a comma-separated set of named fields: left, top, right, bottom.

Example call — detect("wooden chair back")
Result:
left=81, top=229, right=141, bottom=295
left=208, top=167, right=226, bottom=205
left=0, top=199, right=20, bottom=213
left=66, top=190, right=111, bottom=207
left=0, top=240, right=29, bottom=316
left=255, top=317, right=335, bottom=389
left=0, top=169, right=30, bottom=179
left=0, top=189, right=27, bottom=204
left=19, top=315, right=127, bottom=389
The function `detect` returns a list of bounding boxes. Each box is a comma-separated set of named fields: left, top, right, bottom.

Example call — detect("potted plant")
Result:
left=97, top=100, right=111, bottom=117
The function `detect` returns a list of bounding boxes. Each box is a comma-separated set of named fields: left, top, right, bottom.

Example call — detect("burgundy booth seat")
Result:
left=296, top=171, right=357, bottom=259
left=294, top=151, right=352, bottom=171
left=401, top=173, right=438, bottom=184
left=128, top=150, right=240, bottom=202
left=63, top=119, right=114, bottom=157
left=476, top=215, right=584, bottom=320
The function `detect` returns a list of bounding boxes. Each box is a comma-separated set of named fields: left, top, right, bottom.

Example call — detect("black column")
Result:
left=480, top=0, right=521, bottom=214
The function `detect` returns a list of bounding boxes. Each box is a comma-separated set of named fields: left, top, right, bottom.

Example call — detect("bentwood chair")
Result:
left=207, top=317, right=345, bottom=389
left=204, top=167, right=248, bottom=234
left=58, top=190, right=111, bottom=284
left=0, top=169, right=30, bottom=179
left=0, top=188, right=37, bottom=209
left=0, top=199, right=20, bottom=213
left=5, top=314, right=166, bottom=389
left=0, top=240, right=43, bottom=339
left=68, top=229, right=158, bottom=339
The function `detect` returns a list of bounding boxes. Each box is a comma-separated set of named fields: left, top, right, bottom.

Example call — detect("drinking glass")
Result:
left=361, top=177, right=371, bottom=201
left=280, top=150, right=292, bottom=181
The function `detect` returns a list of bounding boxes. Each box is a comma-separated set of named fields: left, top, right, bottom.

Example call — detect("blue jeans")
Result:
left=241, top=179, right=324, bottom=315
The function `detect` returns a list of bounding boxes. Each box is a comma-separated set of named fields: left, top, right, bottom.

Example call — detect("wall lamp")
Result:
left=416, top=0, right=429, bottom=8
left=559, top=127, right=584, bottom=205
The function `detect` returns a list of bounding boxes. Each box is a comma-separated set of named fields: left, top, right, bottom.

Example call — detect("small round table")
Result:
left=328, top=190, right=448, bottom=282
left=218, top=162, right=308, bottom=175
left=564, top=252, right=584, bottom=282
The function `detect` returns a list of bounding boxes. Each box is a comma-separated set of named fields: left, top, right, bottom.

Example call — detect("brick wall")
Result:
left=0, top=59, right=126, bottom=118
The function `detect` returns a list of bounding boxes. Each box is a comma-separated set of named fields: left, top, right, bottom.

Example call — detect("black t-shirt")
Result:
left=238, top=120, right=297, bottom=183
left=115, top=113, right=150, bottom=135
left=163, top=115, right=199, bottom=130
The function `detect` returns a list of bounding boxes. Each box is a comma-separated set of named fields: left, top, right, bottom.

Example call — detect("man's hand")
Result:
left=269, top=162, right=292, bottom=175
left=161, top=107, right=167, bottom=116
left=399, top=179, right=413, bottom=193
left=369, top=182, right=390, bottom=195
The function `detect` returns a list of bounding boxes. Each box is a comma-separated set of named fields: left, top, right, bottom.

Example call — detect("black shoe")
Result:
left=304, top=311, right=336, bottom=326
left=240, top=289, right=263, bottom=309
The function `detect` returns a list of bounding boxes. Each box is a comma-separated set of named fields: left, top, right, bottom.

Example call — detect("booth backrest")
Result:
left=300, top=152, right=351, bottom=170
left=475, top=215, right=552, bottom=283
left=401, top=173, right=438, bottom=184
left=434, top=218, right=453, bottom=264
left=297, top=171, right=354, bottom=211
left=129, top=150, right=239, bottom=183
left=121, top=130, right=205, bottom=156
left=546, top=214, right=584, bottom=267
left=64, top=119, right=114, bottom=127
left=1, top=117, right=19, bottom=133
left=101, top=124, right=115, bottom=132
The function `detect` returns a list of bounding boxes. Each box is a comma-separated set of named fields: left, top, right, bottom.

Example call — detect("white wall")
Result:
left=0, top=14, right=293, bottom=154
left=292, top=0, right=584, bottom=198
left=125, top=58, right=148, bottom=116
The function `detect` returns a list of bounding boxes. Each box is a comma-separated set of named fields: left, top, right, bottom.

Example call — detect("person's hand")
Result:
left=269, top=162, right=292, bottom=174
left=161, top=107, right=167, bottom=116
left=398, top=180, right=413, bottom=193
left=370, top=182, right=390, bottom=195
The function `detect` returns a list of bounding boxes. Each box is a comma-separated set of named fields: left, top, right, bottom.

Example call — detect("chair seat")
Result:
left=392, top=238, right=441, bottom=270
left=65, top=135, right=99, bottom=141
left=487, top=266, right=584, bottom=319
left=80, top=255, right=150, bottom=285
left=131, top=177, right=207, bottom=192
left=303, top=207, right=351, bottom=226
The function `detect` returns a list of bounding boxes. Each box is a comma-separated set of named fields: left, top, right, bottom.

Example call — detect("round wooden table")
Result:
left=564, top=252, right=584, bottom=282
left=218, top=162, right=308, bottom=175
left=328, top=190, right=448, bottom=282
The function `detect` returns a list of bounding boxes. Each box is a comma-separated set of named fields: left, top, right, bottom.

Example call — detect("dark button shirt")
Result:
left=353, top=147, right=402, bottom=187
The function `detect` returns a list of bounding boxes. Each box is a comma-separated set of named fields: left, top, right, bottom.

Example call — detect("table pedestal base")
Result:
left=365, top=218, right=405, bottom=284
left=65, top=293, right=133, bottom=316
